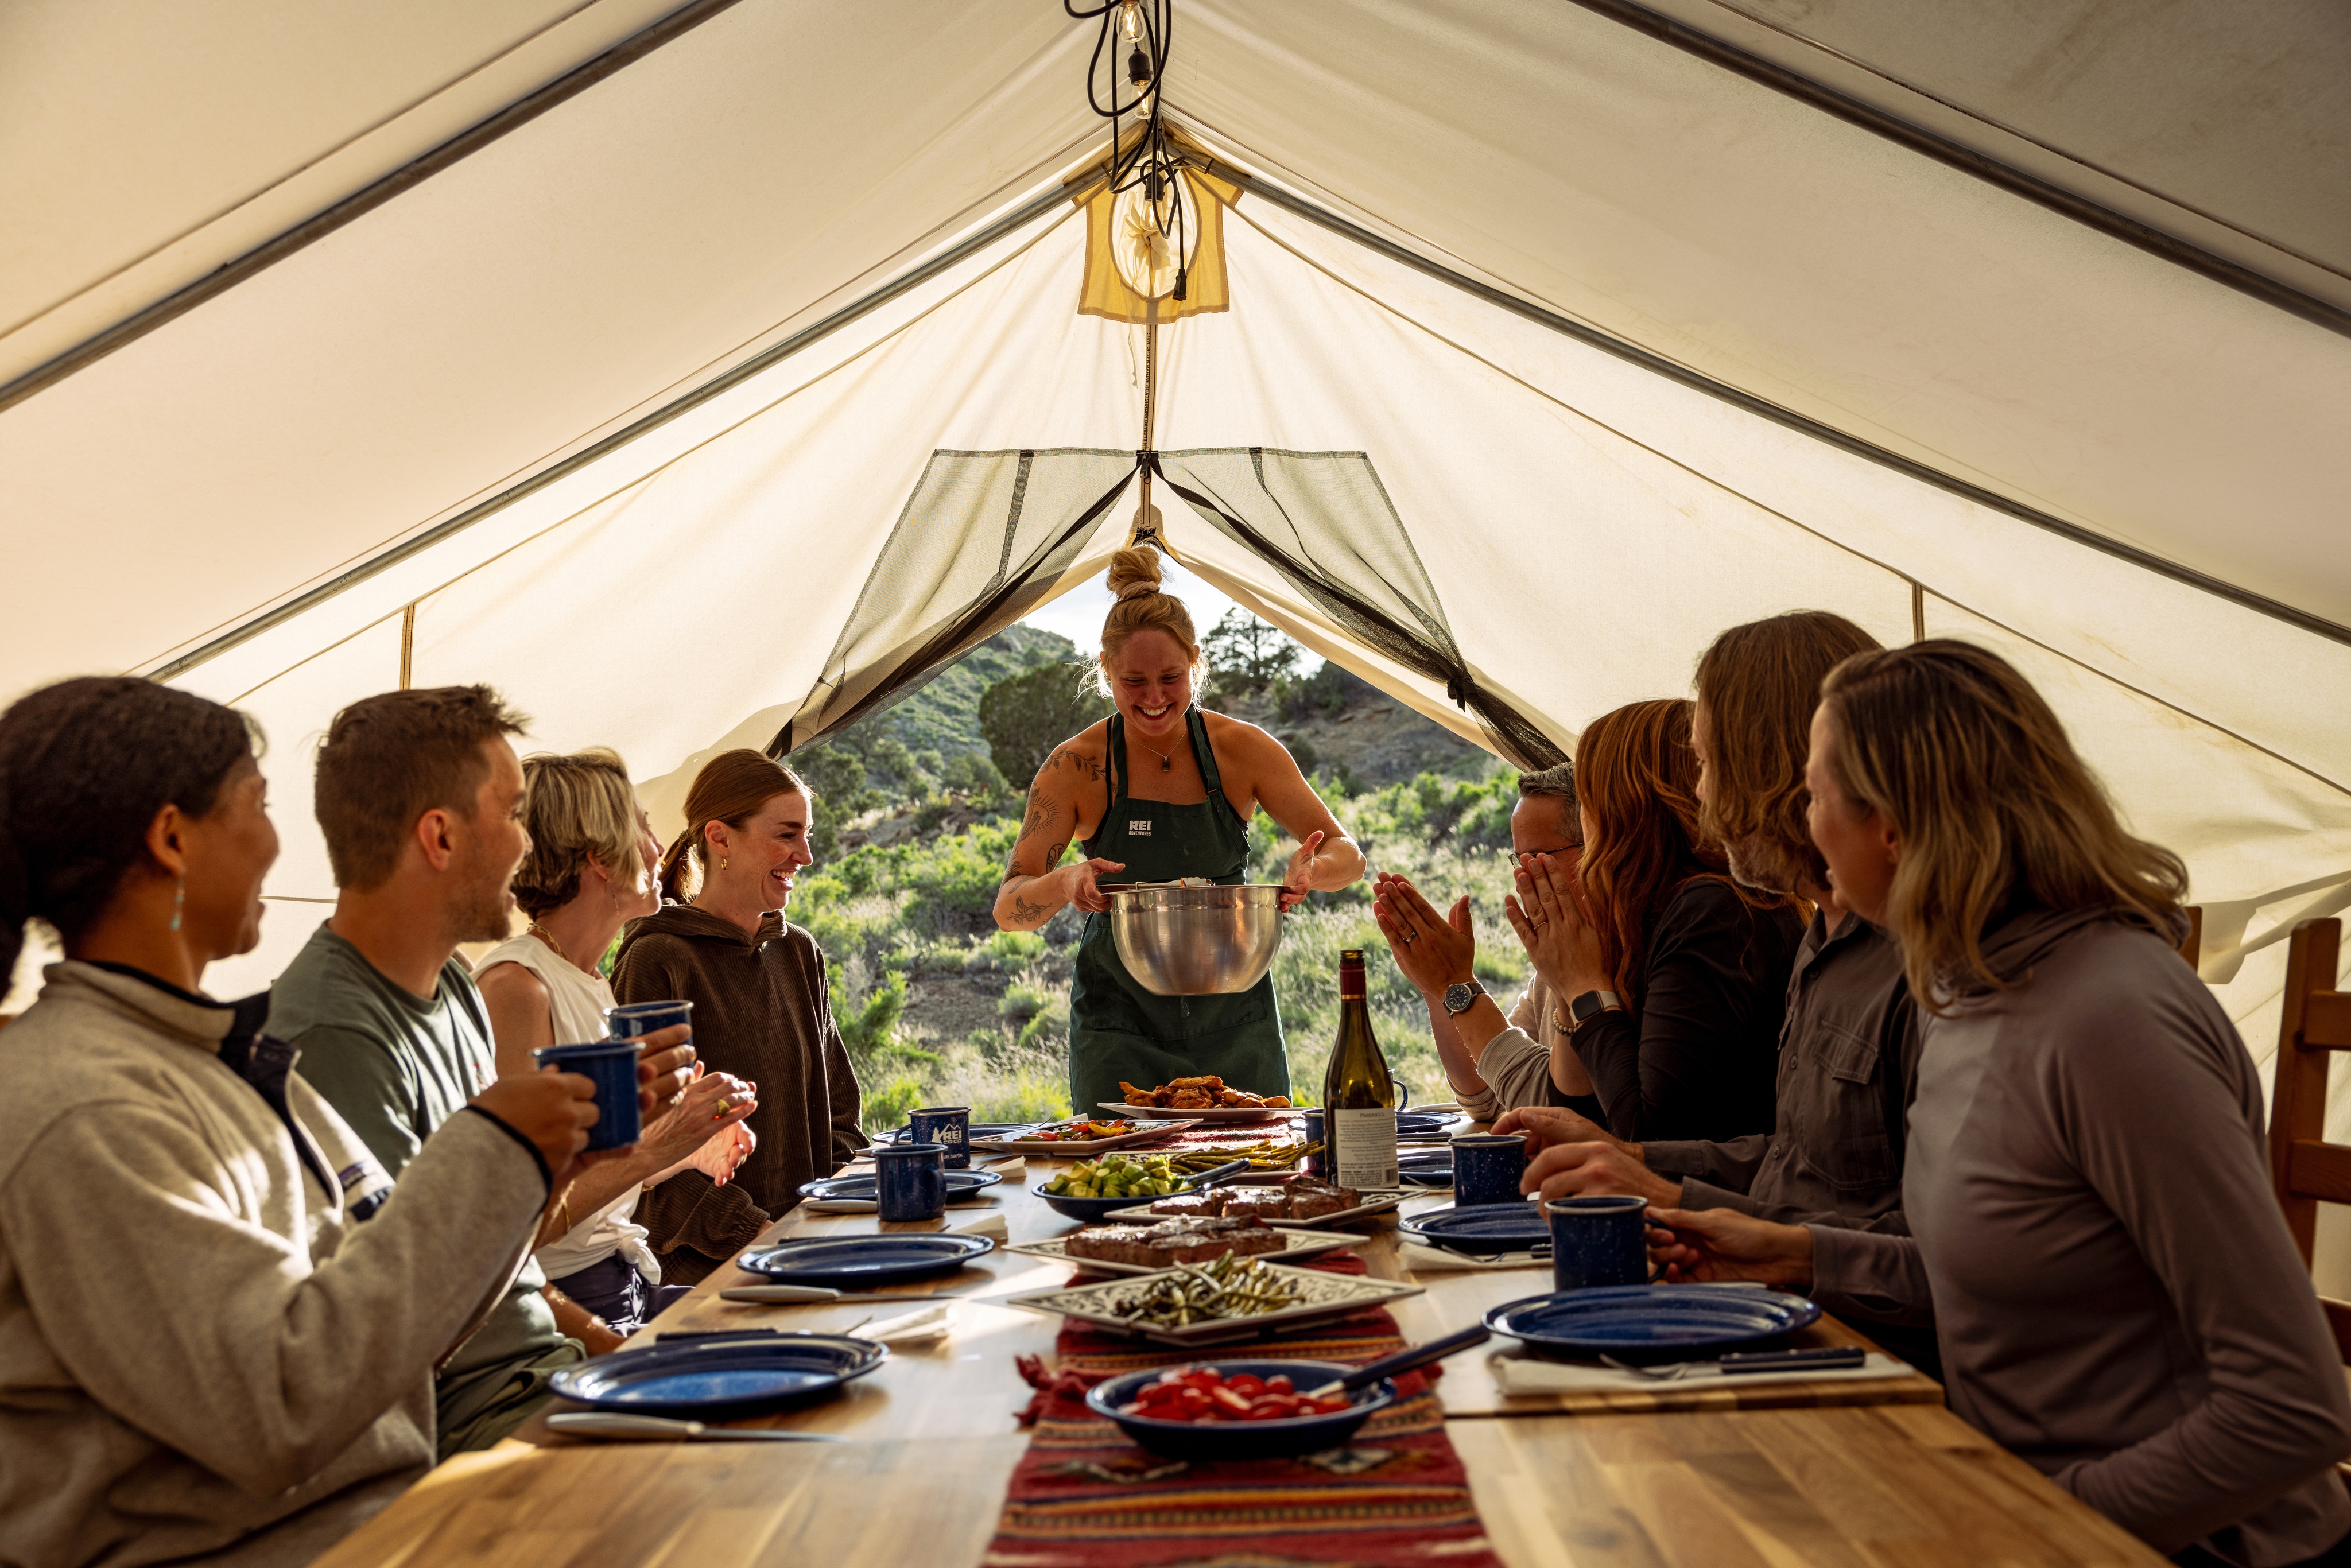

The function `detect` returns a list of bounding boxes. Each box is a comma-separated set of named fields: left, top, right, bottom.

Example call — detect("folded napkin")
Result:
left=1490, top=1348, right=1912, bottom=1395
left=851, top=1302, right=956, bottom=1345
left=1399, top=1240, right=1551, bottom=1272
left=803, top=1198, right=878, bottom=1214
left=979, top=1156, right=1026, bottom=1179
left=952, top=1211, right=1010, bottom=1243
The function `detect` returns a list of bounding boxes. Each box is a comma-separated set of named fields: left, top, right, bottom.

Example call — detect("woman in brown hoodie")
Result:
left=1646, top=642, right=2351, bottom=1566
left=616, top=750, right=862, bottom=1232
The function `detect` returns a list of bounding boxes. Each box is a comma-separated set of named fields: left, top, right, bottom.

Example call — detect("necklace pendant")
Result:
left=1161, top=756, right=1173, bottom=771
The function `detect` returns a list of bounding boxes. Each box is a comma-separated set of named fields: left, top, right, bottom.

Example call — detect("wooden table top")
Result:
left=318, top=1402, right=2159, bottom=1568
left=321, top=1135, right=2162, bottom=1567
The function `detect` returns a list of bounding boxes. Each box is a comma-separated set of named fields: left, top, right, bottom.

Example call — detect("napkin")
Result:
left=1398, top=1240, right=1550, bottom=1272
left=803, top=1199, right=878, bottom=1214
left=850, top=1302, right=956, bottom=1345
left=1489, top=1348, right=1912, bottom=1395
left=951, top=1211, right=1010, bottom=1243
left=979, top=1156, right=1026, bottom=1179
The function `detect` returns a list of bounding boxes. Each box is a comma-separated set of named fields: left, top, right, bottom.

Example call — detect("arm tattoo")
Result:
left=1010, top=893, right=1048, bottom=925
left=1048, top=746, right=1105, bottom=783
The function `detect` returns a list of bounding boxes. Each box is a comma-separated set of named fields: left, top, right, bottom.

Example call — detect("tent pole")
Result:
left=399, top=603, right=415, bottom=688
left=1138, top=298, right=1159, bottom=531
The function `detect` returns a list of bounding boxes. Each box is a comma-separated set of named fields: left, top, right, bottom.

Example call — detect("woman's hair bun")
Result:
left=1106, top=545, right=1165, bottom=603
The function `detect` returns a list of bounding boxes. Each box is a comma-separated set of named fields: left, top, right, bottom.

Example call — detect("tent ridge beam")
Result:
left=139, top=182, right=1073, bottom=685
left=1196, top=156, right=2351, bottom=651
left=1562, top=0, right=2351, bottom=339
left=0, top=0, right=749, bottom=417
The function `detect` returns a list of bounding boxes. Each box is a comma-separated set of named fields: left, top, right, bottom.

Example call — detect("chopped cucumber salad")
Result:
left=1045, top=1154, right=1184, bottom=1200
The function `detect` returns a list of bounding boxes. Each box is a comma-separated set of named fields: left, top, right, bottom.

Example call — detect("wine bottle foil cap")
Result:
left=1339, top=949, right=1365, bottom=996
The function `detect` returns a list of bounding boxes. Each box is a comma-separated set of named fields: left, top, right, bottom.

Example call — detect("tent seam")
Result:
left=232, top=209, right=1084, bottom=671
left=1227, top=202, right=2351, bottom=805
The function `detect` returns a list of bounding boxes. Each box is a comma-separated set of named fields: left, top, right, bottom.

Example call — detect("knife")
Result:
left=548, top=1412, right=846, bottom=1443
left=1601, top=1345, right=1867, bottom=1379
left=720, top=1286, right=968, bottom=1304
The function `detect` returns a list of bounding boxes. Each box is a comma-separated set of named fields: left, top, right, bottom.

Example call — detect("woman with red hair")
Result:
left=1380, top=699, right=1801, bottom=1141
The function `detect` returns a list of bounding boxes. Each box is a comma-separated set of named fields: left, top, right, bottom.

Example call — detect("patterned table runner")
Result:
left=984, top=1257, right=1503, bottom=1568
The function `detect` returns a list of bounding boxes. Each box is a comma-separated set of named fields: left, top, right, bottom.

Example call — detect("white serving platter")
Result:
left=1007, top=1228, right=1363, bottom=1277
left=970, top=1117, right=1203, bottom=1155
left=1103, top=1191, right=1411, bottom=1229
left=1097, top=1101, right=1293, bottom=1124
left=1004, top=1261, right=1423, bottom=1346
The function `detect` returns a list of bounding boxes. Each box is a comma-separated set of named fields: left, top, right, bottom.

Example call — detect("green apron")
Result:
left=1066, top=707, right=1290, bottom=1113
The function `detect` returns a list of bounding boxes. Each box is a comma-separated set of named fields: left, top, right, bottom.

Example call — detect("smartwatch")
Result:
left=1568, top=989, right=1624, bottom=1028
left=1442, top=980, right=1487, bottom=1016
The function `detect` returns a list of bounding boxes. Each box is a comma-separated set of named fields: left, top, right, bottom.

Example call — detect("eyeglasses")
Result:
left=1515, top=844, right=1583, bottom=860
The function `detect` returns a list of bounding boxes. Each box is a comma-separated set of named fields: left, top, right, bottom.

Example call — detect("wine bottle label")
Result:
left=1329, top=1108, right=1398, bottom=1189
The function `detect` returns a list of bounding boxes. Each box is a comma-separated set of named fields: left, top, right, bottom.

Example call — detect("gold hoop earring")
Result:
left=720, top=857, right=730, bottom=871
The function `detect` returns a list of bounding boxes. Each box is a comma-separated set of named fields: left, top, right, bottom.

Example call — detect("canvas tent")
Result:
left=4, top=5, right=2348, bottom=1130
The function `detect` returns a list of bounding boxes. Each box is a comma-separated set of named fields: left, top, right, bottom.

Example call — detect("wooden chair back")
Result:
left=2266, top=917, right=2351, bottom=1363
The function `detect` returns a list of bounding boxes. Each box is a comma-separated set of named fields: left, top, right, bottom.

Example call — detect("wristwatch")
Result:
left=1568, top=989, right=1625, bottom=1028
left=1442, top=980, right=1487, bottom=1016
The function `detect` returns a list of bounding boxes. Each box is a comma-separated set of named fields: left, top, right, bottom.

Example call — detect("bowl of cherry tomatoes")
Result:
left=1083, top=1358, right=1398, bottom=1461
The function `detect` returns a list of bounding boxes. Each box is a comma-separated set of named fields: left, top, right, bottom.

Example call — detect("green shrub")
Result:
left=998, top=983, right=1050, bottom=1024
left=978, top=663, right=1111, bottom=788
left=862, top=1073, right=927, bottom=1135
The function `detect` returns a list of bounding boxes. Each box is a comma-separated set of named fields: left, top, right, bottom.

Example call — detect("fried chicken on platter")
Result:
left=1119, top=1075, right=1292, bottom=1109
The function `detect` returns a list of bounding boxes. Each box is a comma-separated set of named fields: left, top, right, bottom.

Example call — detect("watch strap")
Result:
left=1569, top=989, right=1625, bottom=1027
left=1442, top=980, right=1487, bottom=1016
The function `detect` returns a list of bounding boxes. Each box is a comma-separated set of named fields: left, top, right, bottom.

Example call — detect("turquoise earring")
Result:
left=170, top=877, right=184, bottom=933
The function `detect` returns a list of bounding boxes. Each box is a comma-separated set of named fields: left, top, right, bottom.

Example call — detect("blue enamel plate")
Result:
left=1395, top=1149, right=1454, bottom=1187
left=549, top=1330, right=884, bottom=1416
left=737, top=1233, right=996, bottom=1285
left=872, top=1123, right=1038, bottom=1145
left=1484, top=1286, right=1824, bottom=1360
left=797, top=1170, right=1004, bottom=1204
left=1395, top=1112, right=1457, bottom=1138
left=1399, top=1202, right=1551, bottom=1253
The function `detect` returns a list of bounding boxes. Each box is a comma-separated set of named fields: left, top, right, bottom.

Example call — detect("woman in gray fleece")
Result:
left=1647, top=642, right=2351, bottom=1567
left=0, top=678, right=603, bottom=1568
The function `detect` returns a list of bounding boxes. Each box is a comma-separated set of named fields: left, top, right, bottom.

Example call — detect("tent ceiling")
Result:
left=0, top=0, right=712, bottom=391
left=3, top=1, right=2347, bottom=999
left=1623, top=0, right=2351, bottom=311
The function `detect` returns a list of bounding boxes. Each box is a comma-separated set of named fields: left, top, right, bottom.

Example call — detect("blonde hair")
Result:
left=1817, top=640, right=2186, bottom=1008
left=511, top=748, right=642, bottom=917
left=1095, top=545, right=1204, bottom=696
left=657, top=748, right=813, bottom=902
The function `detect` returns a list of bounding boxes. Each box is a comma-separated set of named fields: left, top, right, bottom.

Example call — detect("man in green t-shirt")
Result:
left=271, top=685, right=694, bottom=1455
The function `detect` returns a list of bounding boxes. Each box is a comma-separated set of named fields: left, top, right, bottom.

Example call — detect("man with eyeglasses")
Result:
left=1371, top=763, right=1602, bottom=1123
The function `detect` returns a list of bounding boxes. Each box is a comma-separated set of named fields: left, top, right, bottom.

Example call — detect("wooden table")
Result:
left=321, top=1138, right=2164, bottom=1567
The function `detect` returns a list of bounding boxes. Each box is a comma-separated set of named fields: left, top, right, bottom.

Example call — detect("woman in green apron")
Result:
left=992, top=547, right=1365, bottom=1112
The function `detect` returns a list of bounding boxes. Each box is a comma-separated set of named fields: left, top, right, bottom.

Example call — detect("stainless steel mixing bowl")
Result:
left=1105, top=883, right=1285, bottom=996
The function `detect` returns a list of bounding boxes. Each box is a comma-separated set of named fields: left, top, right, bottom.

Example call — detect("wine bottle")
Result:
left=1321, top=948, right=1398, bottom=1189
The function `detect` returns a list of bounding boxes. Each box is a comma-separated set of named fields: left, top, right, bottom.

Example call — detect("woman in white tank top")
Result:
left=478, top=749, right=758, bottom=1337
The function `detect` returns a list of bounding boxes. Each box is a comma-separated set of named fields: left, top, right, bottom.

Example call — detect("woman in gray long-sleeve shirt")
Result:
left=1648, top=642, right=2351, bottom=1566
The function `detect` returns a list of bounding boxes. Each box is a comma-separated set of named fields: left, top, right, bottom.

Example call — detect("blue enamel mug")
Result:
left=1545, top=1194, right=1650, bottom=1290
left=1450, top=1132, right=1528, bottom=1206
left=533, top=1040, right=641, bottom=1150
left=907, top=1107, right=971, bottom=1170
left=874, top=1142, right=947, bottom=1222
left=604, top=999, right=693, bottom=1044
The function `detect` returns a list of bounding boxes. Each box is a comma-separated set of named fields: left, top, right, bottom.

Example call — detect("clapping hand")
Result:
left=1371, top=872, right=1476, bottom=995
left=1504, top=852, right=1609, bottom=998
left=1279, top=831, right=1328, bottom=912
left=691, top=1120, right=756, bottom=1186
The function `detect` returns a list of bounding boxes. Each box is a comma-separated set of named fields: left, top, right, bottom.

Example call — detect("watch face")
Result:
left=1445, top=981, right=1477, bottom=1015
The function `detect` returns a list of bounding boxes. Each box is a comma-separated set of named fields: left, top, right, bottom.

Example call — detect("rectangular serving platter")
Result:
left=1097, top=1101, right=1295, bottom=1125
left=1006, top=1228, right=1364, bottom=1276
left=970, top=1117, right=1204, bottom=1155
left=1004, top=1260, right=1424, bottom=1346
left=1102, top=1191, right=1411, bottom=1229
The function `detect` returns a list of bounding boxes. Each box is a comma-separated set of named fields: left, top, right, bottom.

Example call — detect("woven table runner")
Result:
left=984, top=1257, right=1503, bottom=1568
